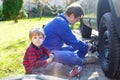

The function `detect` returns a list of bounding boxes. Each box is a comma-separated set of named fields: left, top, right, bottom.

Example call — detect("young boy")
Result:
left=23, top=27, right=83, bottom=77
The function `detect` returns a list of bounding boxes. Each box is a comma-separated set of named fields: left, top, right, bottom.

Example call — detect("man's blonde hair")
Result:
left=29, top=27, right=45, bottom=40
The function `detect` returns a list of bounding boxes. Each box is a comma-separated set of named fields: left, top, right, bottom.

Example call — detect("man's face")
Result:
left=68, top=14, right=82, bottom=25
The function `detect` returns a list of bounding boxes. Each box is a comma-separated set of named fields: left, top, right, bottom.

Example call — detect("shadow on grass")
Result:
left=1, top=38, right=28, bottom=51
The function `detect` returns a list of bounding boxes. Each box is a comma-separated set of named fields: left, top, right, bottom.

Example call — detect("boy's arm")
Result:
left=28, top=46, right=55, bottom=68
left=42, top=46, right=54, bottom=63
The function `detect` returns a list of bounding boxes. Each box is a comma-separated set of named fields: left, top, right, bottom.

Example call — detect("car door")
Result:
left=79, top=0, right=98, bottom=30
left=89, top=0, right=98, bottom=30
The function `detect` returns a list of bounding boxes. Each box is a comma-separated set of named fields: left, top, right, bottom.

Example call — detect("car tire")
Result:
left=80, top=19, right=92, bottom=38
left=99, top=12, right=120, bottom=79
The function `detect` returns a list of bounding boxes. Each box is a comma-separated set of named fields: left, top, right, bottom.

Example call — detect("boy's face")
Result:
left=31, top=34, right=44, bottom=47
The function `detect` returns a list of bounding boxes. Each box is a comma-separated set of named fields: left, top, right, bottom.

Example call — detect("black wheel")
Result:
left=80, top=19, right=92, bottom=38
left=99, top=12, right=120, bottom=79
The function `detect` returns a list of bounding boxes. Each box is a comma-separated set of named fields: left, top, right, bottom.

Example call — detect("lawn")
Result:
left=0, top=17, right=80, bottom=79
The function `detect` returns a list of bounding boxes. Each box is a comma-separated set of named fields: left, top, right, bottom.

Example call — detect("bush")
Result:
left=42, top=5, right=63, bottom=17
left=18, top=9, right=28, bottom=19
left=42, top=6, right=56, bottom=16
left=0, top=6, right=2, bottom=20
left=2, top=0, right=23, bottom=22
left=28, top=7, right=40, bottom=18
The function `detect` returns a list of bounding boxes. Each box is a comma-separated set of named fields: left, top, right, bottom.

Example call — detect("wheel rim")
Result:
left=102, top=30, right=110, bottom=69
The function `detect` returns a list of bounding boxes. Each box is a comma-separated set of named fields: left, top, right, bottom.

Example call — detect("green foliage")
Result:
left=0, top=6, right=2, bottom=20
left=2, top=0, right=10, bottom=20
left=32, top=7, right=40, bottom=14
left=42, top=6, right=57, bottom=16
left=42, top=5, right=63, bottom=17
left=2, top=0, right=23, bottom=22
left=29, top=7, right=40, bottom=17
left=18, top=8, right=28, bottom=19
left=71, top=22, right=80, bottom=29
left=50, top=5, right=63, bottom=15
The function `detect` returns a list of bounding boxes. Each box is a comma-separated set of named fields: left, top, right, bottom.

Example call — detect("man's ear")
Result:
left=69, top=13, right=75, bottom=19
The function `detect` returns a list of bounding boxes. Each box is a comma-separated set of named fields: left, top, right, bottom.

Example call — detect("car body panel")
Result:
left=80, top=0, right=120, bottom=37
left=79, top=0, right=98, bottom=30
left=109, top=0, right=120, bottom=37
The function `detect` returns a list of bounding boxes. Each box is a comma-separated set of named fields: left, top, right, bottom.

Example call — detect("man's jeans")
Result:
left=52, top=50, right=83, bottom=66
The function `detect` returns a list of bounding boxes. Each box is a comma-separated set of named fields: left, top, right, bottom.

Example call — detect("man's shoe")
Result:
left=68, top=65, right=82, bottom=77
left=83, top=56, right=98, bottom=64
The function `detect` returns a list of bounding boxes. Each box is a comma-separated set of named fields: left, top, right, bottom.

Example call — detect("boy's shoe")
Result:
left=68, top=65, right=82, bottom=77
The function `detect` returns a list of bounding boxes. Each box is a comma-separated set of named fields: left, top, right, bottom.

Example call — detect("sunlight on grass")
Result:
left=0, top=17, right=80, bottom=79
left=0, top=17, right=54, bottom=79
left=71, top=22, right=80, bottom=29
left=0, top=38, right=28, bottom=78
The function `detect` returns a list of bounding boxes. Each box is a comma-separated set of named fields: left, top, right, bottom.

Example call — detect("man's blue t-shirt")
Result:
left=43, top=14, right=88, bottom=53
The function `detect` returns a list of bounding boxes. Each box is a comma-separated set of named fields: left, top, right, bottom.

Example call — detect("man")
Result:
left=43, top=3, right=97, bottom=66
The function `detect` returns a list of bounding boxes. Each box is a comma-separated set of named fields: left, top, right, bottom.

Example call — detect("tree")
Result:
left=63, top=0, right=78, bottom=6
left=37, top=1, right=45, bottom=19
left=32, top=0, right=78, bottom=17
left=32, top=0, right=48, bottom=18
left=2, top=0, right=23, bottom=23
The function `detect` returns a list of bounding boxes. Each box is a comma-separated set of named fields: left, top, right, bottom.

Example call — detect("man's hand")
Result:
left=89, top=45, right=97, bottom=53
left=86, top=40, right=98, bottom=53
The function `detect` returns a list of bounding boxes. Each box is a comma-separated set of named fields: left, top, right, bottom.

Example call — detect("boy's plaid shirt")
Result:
left=23, top=43, right=52, bottom=74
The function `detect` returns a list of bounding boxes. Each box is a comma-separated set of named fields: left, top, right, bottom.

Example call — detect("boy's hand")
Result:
left=47, top=53, right=54, bottom=63
left=49, top=54, right=54, bottom=59
left=46, top=58, right=52, bottom=63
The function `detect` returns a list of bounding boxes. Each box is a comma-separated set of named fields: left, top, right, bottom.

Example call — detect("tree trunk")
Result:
left=14, top=16, right=18, bottom=23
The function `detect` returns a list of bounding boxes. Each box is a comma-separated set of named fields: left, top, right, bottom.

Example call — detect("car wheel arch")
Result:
left=97, top=0, right=111, bottom=29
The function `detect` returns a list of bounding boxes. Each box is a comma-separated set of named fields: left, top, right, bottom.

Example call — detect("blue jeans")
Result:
left=61, top=46, right=87, bottom=58
left=52, top=50, right=83, bottom=66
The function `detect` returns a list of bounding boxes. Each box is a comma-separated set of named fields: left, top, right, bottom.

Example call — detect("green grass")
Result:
left=0, top=17, right=80, bottom=79
left=0, top=17, right=53, bottom=79
left=71, top=22, right=80, bottom=29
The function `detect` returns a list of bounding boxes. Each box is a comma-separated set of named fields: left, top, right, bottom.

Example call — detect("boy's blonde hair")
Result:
left=29, top=27, right=45, bottom=40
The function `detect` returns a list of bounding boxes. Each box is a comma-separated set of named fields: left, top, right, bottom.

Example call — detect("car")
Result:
left=79, top=0, right=120, bottom=79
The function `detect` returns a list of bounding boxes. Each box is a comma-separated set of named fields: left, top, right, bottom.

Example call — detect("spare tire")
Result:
left=98, top=12, right=120, bottom=79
